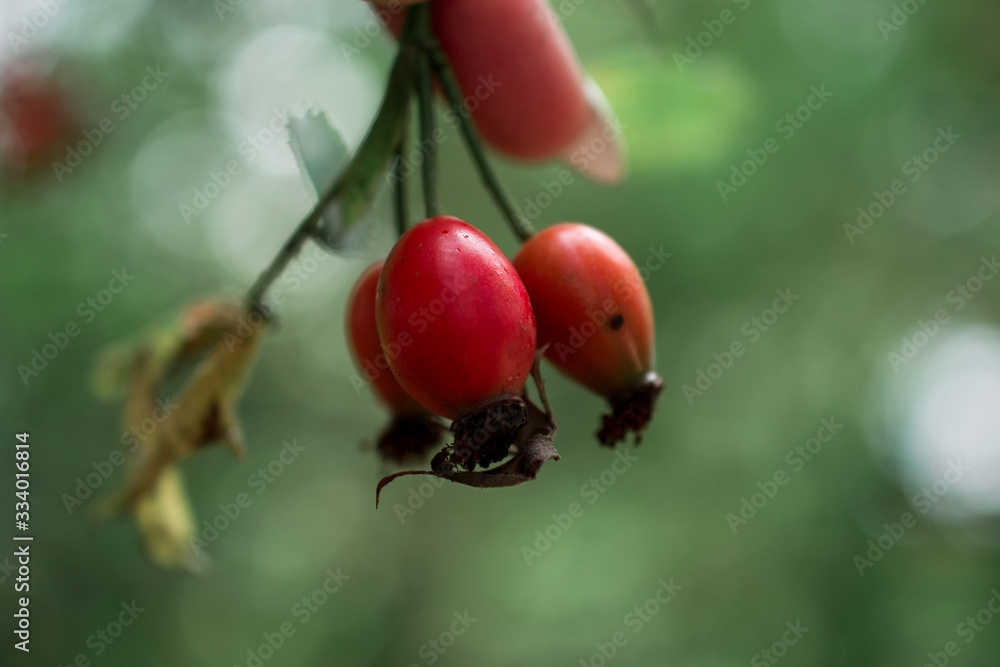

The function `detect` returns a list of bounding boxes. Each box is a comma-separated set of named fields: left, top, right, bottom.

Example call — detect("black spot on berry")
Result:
left=610, top=314, right=624, bottom=330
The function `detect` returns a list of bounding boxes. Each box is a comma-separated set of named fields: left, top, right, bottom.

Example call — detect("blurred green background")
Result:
left=3, top=0, right=1000, bottom=665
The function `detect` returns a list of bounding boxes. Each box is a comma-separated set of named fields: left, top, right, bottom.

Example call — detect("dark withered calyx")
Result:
left=597, top=371, right=664, bottom=447
left=376, top=359, right=559, bottom=507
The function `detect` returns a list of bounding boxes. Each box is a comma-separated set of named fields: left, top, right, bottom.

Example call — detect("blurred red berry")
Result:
left=0, top=63, right=76, bottom=172
left=347, top=260, right=443, bottom=462
left=380, top=0, right=625, bottom=182
left=348, top=260, right=427, bottom=415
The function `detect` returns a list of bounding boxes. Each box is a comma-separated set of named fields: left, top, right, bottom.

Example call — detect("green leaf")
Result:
left=287, top=110, right=380, bottom=253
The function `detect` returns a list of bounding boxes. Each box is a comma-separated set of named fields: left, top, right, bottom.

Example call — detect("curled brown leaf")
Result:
left=375, top=355, right=559, bottom=507
left=92, top=300, right=267, bottom=572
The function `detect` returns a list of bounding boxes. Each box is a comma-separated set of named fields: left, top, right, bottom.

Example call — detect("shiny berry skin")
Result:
left=376, top=216, right=536, bottom=420
left=514, top=223, right=654, bottom=394
left=346, top=260, right=426, bottom=416
left=430, top=0, right=589, bottom=162
left=513, top=223, right=661, bottom=444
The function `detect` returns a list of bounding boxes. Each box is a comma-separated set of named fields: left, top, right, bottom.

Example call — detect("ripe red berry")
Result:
left=376, top=216, right=537, bottom=470
left=346, top=260, right=442, bottom=462
left=512, top=223, right=662, bottom=445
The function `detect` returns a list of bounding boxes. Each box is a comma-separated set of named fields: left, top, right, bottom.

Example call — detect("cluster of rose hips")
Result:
left=347, top=216, right=662, bottom=472
left=341, top=0, right=662, bottom=492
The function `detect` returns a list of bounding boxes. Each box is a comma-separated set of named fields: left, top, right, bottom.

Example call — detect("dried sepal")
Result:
left=597, top=372, right=664, bottom=447
left=375, top=354, right=559, bottom=507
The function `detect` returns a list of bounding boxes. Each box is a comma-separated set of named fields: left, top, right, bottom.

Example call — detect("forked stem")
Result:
left=243, top=3, right=534, bottom=314
left=427, top=46, right=535, bottom=242
left=244, top=11, right=420, bottom=311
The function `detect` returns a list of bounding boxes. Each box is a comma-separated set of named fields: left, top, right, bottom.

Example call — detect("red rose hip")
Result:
left=346, top=260, right=442, bottom=462
left=376, top=216, right=537, bottom=470
left=513, top=223, right=662, bottom=445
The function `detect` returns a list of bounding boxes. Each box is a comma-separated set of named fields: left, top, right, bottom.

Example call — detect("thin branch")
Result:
left=244, top=22, right=418, bottom=311
left=392, top=139, right=408, bottom=236
left=416, top=50, right=440, bottom=218
left=427, top=47, right=534, bottom=242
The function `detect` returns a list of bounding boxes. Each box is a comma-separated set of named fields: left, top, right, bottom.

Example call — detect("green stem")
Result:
left=392, top=139, right=408, bottom=236
left=427, top=47, right=534, bottom=242
left=416, top=51, right=440, bottom=218
left=244, top=15, right=421, bottom=311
